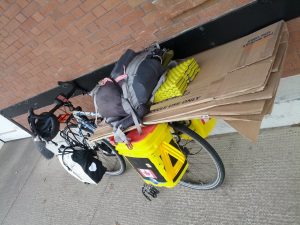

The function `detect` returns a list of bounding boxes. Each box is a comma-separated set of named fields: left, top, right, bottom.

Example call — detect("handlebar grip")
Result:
left=58, top=81, right=75, bottom=88
left=58, top=80, right=89, bottom=94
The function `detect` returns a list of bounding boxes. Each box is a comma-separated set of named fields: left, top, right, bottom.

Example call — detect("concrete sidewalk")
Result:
left=0, top=126, right=299, bottom=225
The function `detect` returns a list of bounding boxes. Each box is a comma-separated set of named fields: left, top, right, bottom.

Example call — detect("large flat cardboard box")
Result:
left=148, top=22, right=287, bottom=118
left=91, top=21, right=288, bottom=142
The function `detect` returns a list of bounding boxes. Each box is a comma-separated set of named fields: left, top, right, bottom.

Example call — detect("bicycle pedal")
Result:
left=142, top=184, right=159, bottom=201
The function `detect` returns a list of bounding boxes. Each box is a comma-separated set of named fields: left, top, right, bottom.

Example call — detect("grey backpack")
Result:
left=91, top=46, right=168, bottom=144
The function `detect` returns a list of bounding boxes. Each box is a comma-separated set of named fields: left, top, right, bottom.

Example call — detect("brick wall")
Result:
left=1, top=0, right=257, bottom=127
left=283, top=17, right=300, bottom=77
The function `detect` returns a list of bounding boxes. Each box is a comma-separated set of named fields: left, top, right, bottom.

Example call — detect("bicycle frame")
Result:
left=72, top=110, right=100, bottom=134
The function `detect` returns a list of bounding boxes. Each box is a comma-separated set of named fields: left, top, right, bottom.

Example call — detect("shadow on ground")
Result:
left=0, top=126, right=299, bottom=225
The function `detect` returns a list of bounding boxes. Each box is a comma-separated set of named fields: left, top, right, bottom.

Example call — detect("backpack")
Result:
left=91, top=46, right=168, bottom=144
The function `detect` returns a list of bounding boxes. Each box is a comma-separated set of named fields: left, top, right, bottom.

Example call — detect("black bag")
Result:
left=71, top=150, right=107, bottom=183
left=91, top=46, right=167, bottom=143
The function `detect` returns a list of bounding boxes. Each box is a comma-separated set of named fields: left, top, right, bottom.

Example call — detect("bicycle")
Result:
left=29, top=81, right=126, bottom=181
left=28, top=82, right=225, bottom=200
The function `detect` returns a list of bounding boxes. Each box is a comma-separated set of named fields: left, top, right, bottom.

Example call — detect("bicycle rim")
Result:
left=171, top=123, right=225, bottom=190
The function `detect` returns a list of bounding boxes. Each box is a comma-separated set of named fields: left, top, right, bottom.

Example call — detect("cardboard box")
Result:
left=91, top=21, right=288, bottom=142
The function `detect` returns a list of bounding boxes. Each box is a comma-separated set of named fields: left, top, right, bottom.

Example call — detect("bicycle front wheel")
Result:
left=63, top=125, right=126, bottom=176
left=171, top=123, right=225, bottom=190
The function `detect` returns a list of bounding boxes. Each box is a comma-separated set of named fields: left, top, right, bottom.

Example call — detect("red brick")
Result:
left=4, top=4, right=21, bottom=19
left=12, top=52, right=22, bottom=60
left=119, top=8, right=144, bottom=26
left=115, top=2, right=132, bottom=15
left=0, top=1, right=10, bottom=11
left=52, top=31, right=69, bottom=45
left=78, top=37, right=90, bottom=48
left=85, top=22, right=98, bottom=33
left=155, top=16, right=171, bottom=29
left=15, top=13, right=27, bottom=23
left=191, top=0, right=210, bottom=4
left=18, top=32, right=32, bottom=45
left=92, top=4, right=106, bottom=17
left=0, top=29, right=9, bottom=38
left=38, top=61, right=49, bottom=69
left=74, top=50, right=84, bottom=59
left=142, top=11, right=159, bottom=26
left=22, top=1, right=39, bottom=17
left=32, top=12, right=44, bottom=22
left=13, top=28, right=25, bottom=38
left=78, top=55, right=95, bottom=66
left=61, top=55, right=76, bottom=65
left=31, top=26, right=42, bottom=35
left=140, top=1, right=155, bottom=13
left=0, top=42, right=9, bottom=50
left=82, top=42, right=102, bottom=55
left=75, top=13, right=96, bottom=30
left=5, top=56, right=16, bottom=65
left=234, top=0, right=254, bottom=6
left=164, top=1, right=193, bottom=19
left=155, top=21, right=186, bottom=40
left=4, top=45, right=18, bottom=56
left=290, top=30, right=300, bottom=43
left=39, top=1, right=56, bottom=17
left=99, top=37, right=113, bottom=48
left=65, top=25, right=79, bottom=36
left=50, top=8, right=64, bottom=20
left=26, top=52, right=36, bottom=60
left=18, top=45, right=31, bottom=56
left=36, top=17, right=54, bottom=32
left=183, top=14, right=201, bottom=28
left=130, top=20, right=146, bottom=32
left=102, top=0, right=122, bottom=11
left=20, top=17, right=37, bottom=32
left=13, top=41, right=23, bottom=49
left=95, top=10, right=119, bottom=27
left=80, top=0, right=101, bottom=12
left=71, top=6, right=85, bottom=18
left=4, top=33, right=18, bottom=45
left=127, top=0, right=143, bottom=7
left=109, top=26, right=132, bottom=43
left=16, top=0, right=30, bottom=9
left=58, top=0, right=81, bottom=14
left=62, top=37, right=74, bottom=47
left=27, top=40, right=38, bottom=48
left=43, top=38, right=53, bottom=48
left=0, top=16, right=10, bottom=26
left=55, top=13, right=74, bottom=29
left=47, top=24, right=59, bottom=36
left=104, top=21, right=121, bottom=33
left=134, top=24, right=158, bottom=40
left=287, top=17, right=300, bottom=33
left=5, top=19, right=20, bottom=32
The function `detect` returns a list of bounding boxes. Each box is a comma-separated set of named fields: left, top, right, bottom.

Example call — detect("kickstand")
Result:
left=142, top=184, right=160, bottom=201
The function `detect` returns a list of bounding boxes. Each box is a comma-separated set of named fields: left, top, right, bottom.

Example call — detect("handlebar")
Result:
left=49, top=80, right=88, bottom=114
left=29, top=80, right=88, bottom=116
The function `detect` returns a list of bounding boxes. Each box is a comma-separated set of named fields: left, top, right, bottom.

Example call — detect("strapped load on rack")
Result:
left=90, top=46, right=169, bottom=144
left=91, top=20, right=289, bottom=142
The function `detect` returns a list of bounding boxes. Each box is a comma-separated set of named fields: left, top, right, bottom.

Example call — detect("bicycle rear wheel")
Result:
left=62, top=125, right=126, bottom=176
left=171, top=123, right=225, bottom=190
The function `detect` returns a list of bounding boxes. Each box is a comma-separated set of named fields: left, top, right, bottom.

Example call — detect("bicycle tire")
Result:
left=171, top=123, right=225, bottom=190
left=62, top=125, right=126, bottom=176
left=97, top=139, right=126, bottom=176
